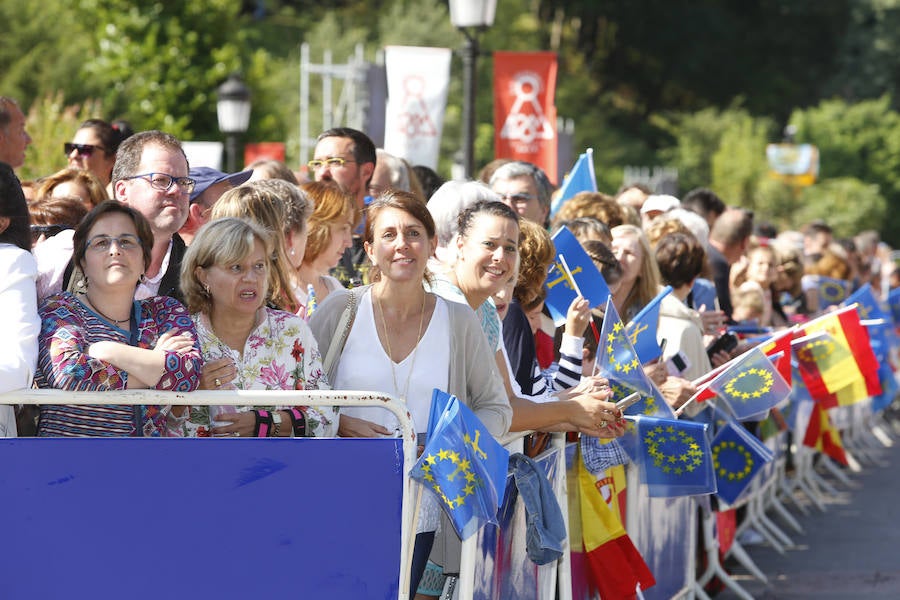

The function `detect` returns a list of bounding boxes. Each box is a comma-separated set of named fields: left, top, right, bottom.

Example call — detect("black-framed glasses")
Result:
left=122, top=172, right=196, bottom=194
left=307, top=157, right=357, bottom=170
left=498, top=192, right=537, bottom=204
left=31, top=224, right=71, bottom=242
left=64, top=143, right=106, bottom=157
left=86, top=234, right=141, bottom=253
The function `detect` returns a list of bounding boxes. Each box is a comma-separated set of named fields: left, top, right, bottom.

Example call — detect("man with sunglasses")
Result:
left=310, top=127, right=377, bottom=286
left=0, top=97, right=32, bottom=170
left=46, top=131, right=193, bottom=303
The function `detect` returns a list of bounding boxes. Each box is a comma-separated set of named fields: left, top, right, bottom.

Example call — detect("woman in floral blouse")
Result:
left=179, top=217, right=335, bottom=437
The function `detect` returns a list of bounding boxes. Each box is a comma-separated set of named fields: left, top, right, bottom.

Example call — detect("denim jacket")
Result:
left=509, top=453, right=567, bottom=565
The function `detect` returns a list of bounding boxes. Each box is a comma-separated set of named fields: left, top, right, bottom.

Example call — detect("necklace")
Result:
left=82, top=294, right=130, bottom=326
left=375, top=289, right=428, bottom=402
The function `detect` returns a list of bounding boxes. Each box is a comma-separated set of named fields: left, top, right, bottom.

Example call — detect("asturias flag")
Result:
left=550, top=148, right=596, bottom=218
left=545, top=226, right=612, bottom=326
left=627, top=286, right=672, bottom=364
left=409, top=389, right=509, bottom=539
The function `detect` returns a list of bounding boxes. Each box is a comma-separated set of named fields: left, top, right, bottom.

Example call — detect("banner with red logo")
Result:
left=383, top=45, right=451, bottom=170
left=493, top=51, right=558, bottom=182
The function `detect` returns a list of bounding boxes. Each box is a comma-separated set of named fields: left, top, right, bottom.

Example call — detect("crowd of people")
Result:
left=1, top=93, right=897, bottom=598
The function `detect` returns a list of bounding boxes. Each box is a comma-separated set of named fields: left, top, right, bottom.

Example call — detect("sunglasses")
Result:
left=64, top=143, right=106, bottom=157
left=31, top=224, right=71, bottom=242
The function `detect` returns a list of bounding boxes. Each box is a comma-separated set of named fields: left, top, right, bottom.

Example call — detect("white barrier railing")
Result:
left=0, top=388, right=419, bottom=600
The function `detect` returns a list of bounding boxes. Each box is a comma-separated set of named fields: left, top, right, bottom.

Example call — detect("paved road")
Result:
left=718, top=429, right=900, bottom=599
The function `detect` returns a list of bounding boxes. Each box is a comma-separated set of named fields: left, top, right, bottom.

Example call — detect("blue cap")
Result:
left=189, top=166, right=253, bottom=202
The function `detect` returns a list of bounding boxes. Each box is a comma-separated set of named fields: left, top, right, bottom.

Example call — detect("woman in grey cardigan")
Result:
left=308, top=190, right=512, bottom=596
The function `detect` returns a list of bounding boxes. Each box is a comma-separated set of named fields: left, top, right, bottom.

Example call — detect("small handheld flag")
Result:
left=626, top=286, right=672, bottom=364
left=710, top=420, right=773, bottom=505
left=409, top=389, right=509, bottom=539
left=550, top=148, right=596, bottom=218
left=635, top=415, right=716, bottom=498
left=706, top=347, right=791, bottom=420
left=545, top=226, right=611, bottom=326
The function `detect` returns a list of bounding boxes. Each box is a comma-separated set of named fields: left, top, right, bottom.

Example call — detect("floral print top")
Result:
left=183, top=307, right=337, bottom=437
left=36, top=292, right=202, bottom=437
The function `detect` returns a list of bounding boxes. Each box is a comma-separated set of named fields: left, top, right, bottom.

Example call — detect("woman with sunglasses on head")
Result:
left=66, top=119, right=131, bottom=191
left=36, top=201, right=201, bottom=437
left=0, top=163, right=40, bottom=436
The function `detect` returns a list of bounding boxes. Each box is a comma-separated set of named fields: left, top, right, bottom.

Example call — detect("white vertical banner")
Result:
left=383, top=46, right=451, bottom=169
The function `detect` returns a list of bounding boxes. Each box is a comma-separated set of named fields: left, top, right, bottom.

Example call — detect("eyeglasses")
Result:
left=307, top=157, right=356, bottom=170
left=31, top=224, right=70, bottom=242
left=498, top=193, right=537, bottom=204
left=64, top=143, right=106, bottom=157
left=86, top=234, right=141, bottom=253
left=122, top=172, right=196, bottom=194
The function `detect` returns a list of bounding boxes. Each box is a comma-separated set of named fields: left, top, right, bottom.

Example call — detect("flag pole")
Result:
left=559, top=253, right=601, bottom=346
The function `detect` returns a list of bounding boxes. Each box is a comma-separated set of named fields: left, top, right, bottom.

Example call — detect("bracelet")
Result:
left=285, top=408, right=307, bottom=438
left=252, top=410, right=274, bottom=438
left=272, top=411, right=282, bottom=437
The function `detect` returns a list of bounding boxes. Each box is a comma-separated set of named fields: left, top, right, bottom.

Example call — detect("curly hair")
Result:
left=551, top=191, right=624, bottom=230
left=514, top=219, right=555, bottom=307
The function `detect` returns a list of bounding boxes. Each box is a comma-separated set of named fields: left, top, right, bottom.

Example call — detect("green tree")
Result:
left=794, top=178, right=886, bottom=237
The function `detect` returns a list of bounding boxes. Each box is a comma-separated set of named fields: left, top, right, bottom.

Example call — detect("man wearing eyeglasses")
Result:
left=310, top=127, right=377, bottom=286
left=0, top=97, right=32, bottom=170
left=488, top=160, right=554, bottom=229
left=44, top=131, right=193, bottom=303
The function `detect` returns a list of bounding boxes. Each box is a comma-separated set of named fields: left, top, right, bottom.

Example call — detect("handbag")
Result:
left=322, top=286, right=365, bottom=382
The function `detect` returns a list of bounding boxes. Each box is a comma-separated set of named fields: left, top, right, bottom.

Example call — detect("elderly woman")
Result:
left=296, top=181, right=358, bottom=308
left=180, top=217, right=335, bottom=437
left=36, top=201, right=201, bottom=436
left=0, top=163, right=40, bottom=436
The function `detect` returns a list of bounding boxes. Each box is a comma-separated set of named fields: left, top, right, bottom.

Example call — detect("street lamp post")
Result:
left=216, top=74, right=252, bottom=173
left=449, top=0, right=496, bottom=180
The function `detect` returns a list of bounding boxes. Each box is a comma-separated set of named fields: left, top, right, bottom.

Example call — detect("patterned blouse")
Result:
left=36, top=292, right=202, bottom=437
left=183, top=307, right=337, bottom=437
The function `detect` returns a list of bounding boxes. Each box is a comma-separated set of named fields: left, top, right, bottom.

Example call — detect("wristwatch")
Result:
left=271, top=411, right=282, bottom=437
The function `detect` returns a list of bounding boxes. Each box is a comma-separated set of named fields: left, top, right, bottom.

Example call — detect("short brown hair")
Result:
left=37, top=167, right=109, bottom=208
left=73, top=201, right=153, bottom=274
left=364, top=190, right=436, bottom=283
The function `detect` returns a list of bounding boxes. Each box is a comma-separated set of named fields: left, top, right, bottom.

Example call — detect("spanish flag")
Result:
left=802, top=402, right=848, bottom=465
left=573, top=455, right=655, bottom=598
left=793, top=306, right=881, bottom=408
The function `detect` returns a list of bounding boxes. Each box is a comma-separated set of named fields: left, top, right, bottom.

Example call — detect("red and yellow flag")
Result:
left=793, top=306, right=881, bottom=407
left=574, top=457, right=655, bottom=598
left=802, top=402, right=848, bottom=465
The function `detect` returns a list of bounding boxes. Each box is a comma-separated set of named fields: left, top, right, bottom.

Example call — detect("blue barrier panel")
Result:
left=1, top=438, right=404, bottom=600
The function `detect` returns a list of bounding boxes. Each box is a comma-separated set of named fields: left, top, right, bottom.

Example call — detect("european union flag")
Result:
left=707, top=347, right=791, bottom=420
left=409, top=389, right=510, bottom=539
left=627, top=286, right=672, bottom=364
left=635, top=415, right=716, bottom=498
left=817, top=276, right=852, bottom=306
left=888, top=287, right=900, bottom=324
left=545, top=226, right=612, bottom=326
left=549, top=148, right=596, bottom=218
left=710, top=420, right=773, bottom=505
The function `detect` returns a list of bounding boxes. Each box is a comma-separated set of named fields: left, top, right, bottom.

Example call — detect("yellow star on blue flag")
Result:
left=636, top=415, right=716, bottom=497
left=708, top=347, right=791, bottom=420
left=710, top=420, right=773, bottom=504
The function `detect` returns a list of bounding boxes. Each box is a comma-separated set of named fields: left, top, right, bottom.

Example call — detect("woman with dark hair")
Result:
left=0, top=162, right=39, bottom=436
left=66, top=118, right=129, bottom=189
left=309, top=190, right=512, bottom=596
left=36, top=201, right=201, bottom=436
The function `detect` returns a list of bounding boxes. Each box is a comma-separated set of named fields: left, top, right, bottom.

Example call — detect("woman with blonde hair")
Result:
left=610, top=224, right=662, bottom=320
left=209, top=180, right=303, bottom=314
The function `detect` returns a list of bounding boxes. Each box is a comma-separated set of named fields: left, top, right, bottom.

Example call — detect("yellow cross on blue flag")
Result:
left=626, top=286, right=672, bottom=364
left=410, top=389, right=510, bottom=539
left=707, top=347, right=791, bottom=420
left=710, top=420, right=773, bottom=505
left=635, top=415, right=716, bottom=497
left=545, top=226, right=612, bottom=326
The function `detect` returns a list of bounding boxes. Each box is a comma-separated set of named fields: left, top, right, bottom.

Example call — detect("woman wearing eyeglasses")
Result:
left=36, top=200, right=202, bottom=437
left=66, top=119, right=132, bottom=190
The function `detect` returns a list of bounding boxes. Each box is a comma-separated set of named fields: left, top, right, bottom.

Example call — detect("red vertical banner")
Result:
left=493, top=51, right=558, bottom=182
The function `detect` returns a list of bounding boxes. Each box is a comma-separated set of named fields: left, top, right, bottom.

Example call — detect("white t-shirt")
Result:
left=335, top=291, right=450, bottom=435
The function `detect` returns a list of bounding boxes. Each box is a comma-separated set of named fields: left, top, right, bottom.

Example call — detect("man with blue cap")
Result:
left=178, top=166, right=253, bottom=245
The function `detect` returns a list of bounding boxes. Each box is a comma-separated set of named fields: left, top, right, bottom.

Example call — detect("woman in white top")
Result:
left=309, top=191, right=512, bottom=596
left=0, top=163, right=39, bottom=436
